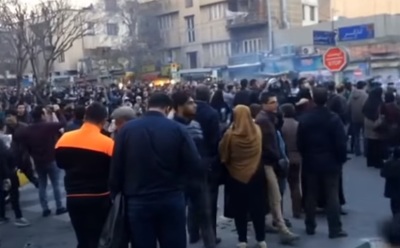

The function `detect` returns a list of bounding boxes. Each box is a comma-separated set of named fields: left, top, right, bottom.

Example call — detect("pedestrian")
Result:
left=110, top=92, right=202, bottom=248
left=219, top=105, right=267, bottom=248
left=297, top=86, right=348, bottom=239
left=55, top=102, right=114, bottom=248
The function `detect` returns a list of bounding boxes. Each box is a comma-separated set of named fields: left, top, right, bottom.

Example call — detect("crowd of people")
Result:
left=0, top=77, right=400, bottom=248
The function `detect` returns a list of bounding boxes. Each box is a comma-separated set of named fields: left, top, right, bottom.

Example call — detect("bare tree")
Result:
left=0, top=0, right=30, bottom=93
left=28, top=0, right=97, bottom=83
left=109, top=0, right=162, bottom=69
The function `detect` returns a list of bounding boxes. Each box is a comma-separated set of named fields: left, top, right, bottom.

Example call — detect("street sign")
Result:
left=338, top=24, right=375, bottom=42
left=313, top=30, right=336, bottom=46
left=323, top=47, right=349, bottom=72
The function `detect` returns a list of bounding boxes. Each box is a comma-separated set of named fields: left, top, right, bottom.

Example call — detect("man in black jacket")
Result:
left=233, top=79, right=251, bottom=107
left=297, top=86, right=347, bottom=239
left=110, top=93, right=201, bottom=248
left=171, top=91, right=215, bottom=248
left=194, top=85, right=222, bottom=244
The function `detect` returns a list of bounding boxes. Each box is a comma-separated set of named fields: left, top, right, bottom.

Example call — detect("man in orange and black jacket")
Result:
left=55, top=102, right=114, bottom=248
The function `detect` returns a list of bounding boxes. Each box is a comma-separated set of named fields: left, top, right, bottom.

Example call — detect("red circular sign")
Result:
left=323, top=47, right=349, bottom=72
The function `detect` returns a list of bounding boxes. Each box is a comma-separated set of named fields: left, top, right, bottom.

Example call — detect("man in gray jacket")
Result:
left=348, top=81, right=368, bottom=156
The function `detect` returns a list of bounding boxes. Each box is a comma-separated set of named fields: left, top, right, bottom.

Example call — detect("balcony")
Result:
left=226, top=14, right=268, bottom=30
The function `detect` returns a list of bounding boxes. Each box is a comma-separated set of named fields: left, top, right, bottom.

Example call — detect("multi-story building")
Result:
left=158, top=0, right=306, bottom=69
left=52, top=0, right=158, bottom=74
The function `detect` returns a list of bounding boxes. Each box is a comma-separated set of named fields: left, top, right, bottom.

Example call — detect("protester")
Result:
left=16, top=105, right=67, bottom=217
left=363, top=87, right=385, bottom=168
left=297, top=86, right=347, bottom=238
left=172, top=91, right=216, bottom=248
left=110, top=92, right=202, bottom=248
left=194, top=85, right=222, bottom=243
left=219, top=105, right=267, bottom=248
left=64, top=105, right=86, bottom=132
left=55, top=102, right=114, bottom=248
left=256, top=91, right=299, bottom=244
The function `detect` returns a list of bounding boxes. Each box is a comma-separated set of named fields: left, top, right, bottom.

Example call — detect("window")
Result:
left=87, top=22, right=95, bottom=35
left=242, top=39, right=262, bottom=53
left=106, top=23, right=119, bottom=36
left=187, top=51, right=197, bottom=68
left=310, top=6, right=316, bottom=21
left=104, top=0, right=117, bottom=11
left=209, top=42, right=231, bottom=59
left=185, top=0, right=193, bottom=8
left=158, top=15, right=173, bottom=30
left=209, top=3, right=226, bottom=20
left=58, top=51, right=65, bottom=63
left=185, top=15, right=195, bottom=43
left=302, top=5, right=306, bottom=21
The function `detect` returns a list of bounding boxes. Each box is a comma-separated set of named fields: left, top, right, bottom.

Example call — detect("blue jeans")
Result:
left=126, top=191, right=186, bottom=248
left=36, top=161, right=63, bottom=211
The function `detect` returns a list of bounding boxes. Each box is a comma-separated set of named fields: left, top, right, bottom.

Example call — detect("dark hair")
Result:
left=74, top=105, right=86, bottom=121
left=312, top=86, right=328, bottom=106
left=5, top=109, right=17, bottom=117
left=356, top=81, right=366, bottom=89
left=210, top=90, right=225, bottom=109
left=385, top=92, right=395, bottom=103
left=195, top=84, right=210, bottom=102
left=217, top=82, right=225, bottom=90
left=148, top=92, right=172, bottom=109
left=327, top=82, right=336, bottom=92
left=171, top=91, right=191, bottom=110
left=249, top=104, right=261, bottom=119
left=249, top=79, right=257, bottom=87
left=298, top=88, right=312, bottom=100
left=85, top=102, right=108, bottom=124
left=240, top=79, right=248, bottom=89
left=280, top=103, right=296, bottom=118
left=31, top=105, right=45, bottom=122
left=259, top=91, right=276, bottom=105
left=0, top=118, right=5, bottom=130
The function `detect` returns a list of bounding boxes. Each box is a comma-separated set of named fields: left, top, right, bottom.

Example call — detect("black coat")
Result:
left=0, top=138, right=10, bottom=181
left=297, top=106, right=347, bottom=174
left=381, top=159, right=400, bottom=199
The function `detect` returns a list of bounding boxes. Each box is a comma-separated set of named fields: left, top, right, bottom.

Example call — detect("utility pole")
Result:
left=267, top=0, right=273, bottom=52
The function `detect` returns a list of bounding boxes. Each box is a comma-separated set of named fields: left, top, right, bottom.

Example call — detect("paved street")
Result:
left=0, top=156, right=390, bottom=248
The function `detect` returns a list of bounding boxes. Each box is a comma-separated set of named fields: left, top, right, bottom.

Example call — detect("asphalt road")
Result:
left=0, top=156, right=390, bottom=248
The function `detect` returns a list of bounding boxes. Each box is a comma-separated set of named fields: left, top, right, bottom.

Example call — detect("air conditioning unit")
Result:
left=301, top=46, right=319, bottom=55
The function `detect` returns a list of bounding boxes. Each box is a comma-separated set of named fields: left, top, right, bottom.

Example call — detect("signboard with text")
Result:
left=313, top=30, right=336, bottom=46
left=338, top=24, right=375, bottom=42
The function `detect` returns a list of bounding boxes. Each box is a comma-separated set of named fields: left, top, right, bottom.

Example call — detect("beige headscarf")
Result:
left=219, top=105, right=262, bottom=183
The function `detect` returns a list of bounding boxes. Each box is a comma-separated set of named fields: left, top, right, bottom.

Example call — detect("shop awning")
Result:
left=227, top=62, right=261, bottom=69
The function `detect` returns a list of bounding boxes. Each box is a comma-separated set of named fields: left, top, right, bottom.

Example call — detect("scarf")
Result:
left=219, top=105, right=261, bottom=183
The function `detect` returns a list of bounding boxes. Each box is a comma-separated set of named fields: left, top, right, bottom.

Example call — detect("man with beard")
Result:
left=256, top=91, right=299, bottom=244
left=194, top=85, right=222, bottom=244
left=171, top=91, right=216, bottom=248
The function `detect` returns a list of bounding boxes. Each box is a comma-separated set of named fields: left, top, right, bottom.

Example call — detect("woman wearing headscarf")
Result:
left=363, top=87, right=384, bottom=168
left=219, top=105, right=267, bottom=248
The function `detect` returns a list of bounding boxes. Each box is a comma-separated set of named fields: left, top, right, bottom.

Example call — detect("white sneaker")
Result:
left=14, top=218, right=30, bottom=227
left=237, top=242, right=247, bottom=248
left=258, top=241, right=268, bottom=248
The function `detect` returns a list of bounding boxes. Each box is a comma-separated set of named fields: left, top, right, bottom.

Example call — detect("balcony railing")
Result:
left=227, top=14, right=268, bottom=29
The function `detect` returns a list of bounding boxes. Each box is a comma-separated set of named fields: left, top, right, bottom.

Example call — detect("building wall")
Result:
left=158, top=0, right=231, bottom=68
left=273, top=14, right=400, bottom=47
left=332, top=0, right=400, bottom=18
left=318, top=0, right=331, bottom=22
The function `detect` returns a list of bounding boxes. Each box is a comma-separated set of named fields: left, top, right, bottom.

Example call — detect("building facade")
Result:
left=158, top=0, right=306, bottom=69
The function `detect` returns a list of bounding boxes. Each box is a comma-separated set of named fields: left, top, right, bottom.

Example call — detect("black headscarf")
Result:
left=362, top=87, right=383, bottom=121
